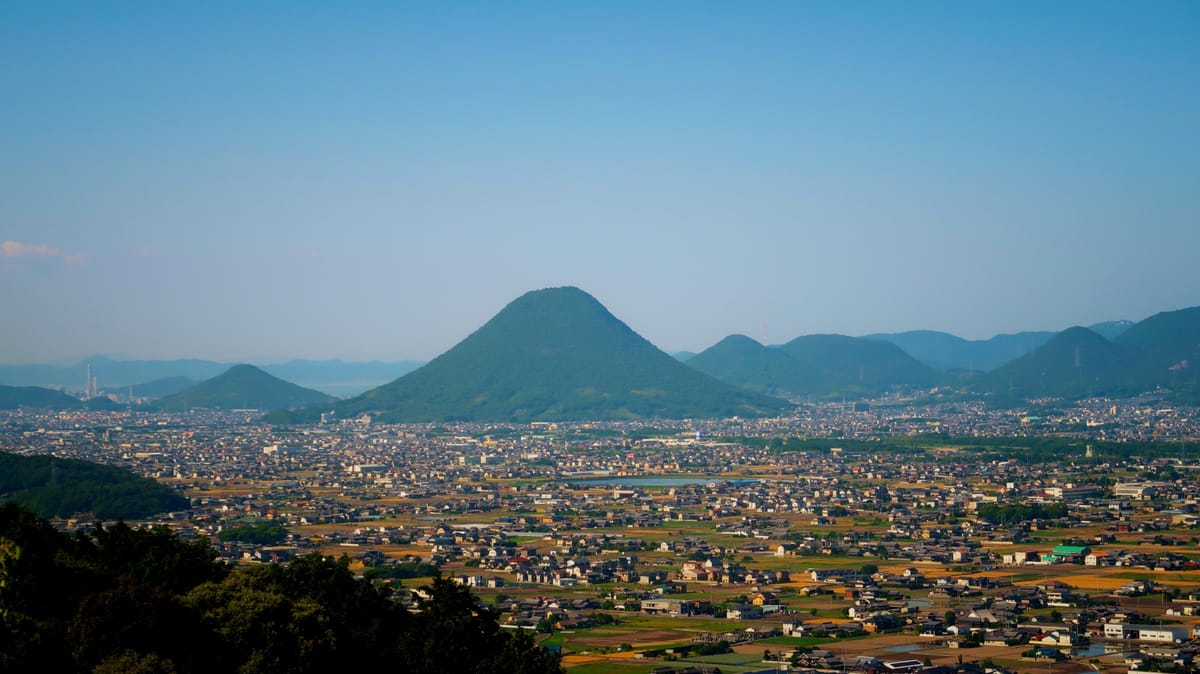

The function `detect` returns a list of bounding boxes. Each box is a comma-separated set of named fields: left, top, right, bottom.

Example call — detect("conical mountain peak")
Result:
left=157, top=364, right=336, bottom=411
left=309, top=288, right=789, bottom=422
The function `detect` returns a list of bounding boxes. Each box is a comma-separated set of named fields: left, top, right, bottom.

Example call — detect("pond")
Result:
left=1072, top=643, right=1133, bottom=658
left=883, top=644, right=926, bottom=653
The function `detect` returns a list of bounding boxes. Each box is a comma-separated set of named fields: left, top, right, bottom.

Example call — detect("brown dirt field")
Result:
left=774, top=633, right=1028, bottom=668
left=1053, top=573, right=1136, bottom=590
left=570, top=630, right=681, bottom=648
left=561, top=654, right=608, bottom=665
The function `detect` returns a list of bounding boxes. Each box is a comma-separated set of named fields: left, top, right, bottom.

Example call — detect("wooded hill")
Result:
left=275, top=287, right=790, bottom=423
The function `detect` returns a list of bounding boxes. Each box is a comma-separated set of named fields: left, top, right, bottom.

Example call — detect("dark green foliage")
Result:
left=740, top=436, right=924, bottom=455
left=216, top=522, right=288, bottom=545
left=183, top=555, right=407, bottom=672
left=0, top=505, right=562, bottom=674
left=155, top=364, right=336, bottom=411
left=279, top=287, right=789, bottom=422
left=975, top=502, right=1068, bottom=524
left=692, top=641, right=733, bottom=655
left=0, top=503, right=228, bottom=673
left=0, top=452, right=188, bottom=519
left=363, top=561, right=440, bottom=579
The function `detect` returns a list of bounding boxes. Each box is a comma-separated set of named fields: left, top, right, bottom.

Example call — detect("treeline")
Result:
left=944, top=436, right=1194, bottom=464
left=737, top=436, right=925, bottom=455
left=364, top=561, right=441, bottom=579
left=975, top=502, right=1069, bottom=524
left=216, top=522, right=288, bottom=545
left=735, top=435, right=1194, bottom=465
left=0, top=503, right=562, bottom=674
left=0, top=451, right=188, bottom=519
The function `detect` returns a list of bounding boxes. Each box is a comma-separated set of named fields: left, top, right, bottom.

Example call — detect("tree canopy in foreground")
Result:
left=0, top=503, right=562, bottom=674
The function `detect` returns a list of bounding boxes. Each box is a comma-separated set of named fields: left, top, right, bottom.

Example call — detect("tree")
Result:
left=0, top=505, right=563, bottom=674
left=944, top=610, right=957, bottom=626
left=403, top=575, right=561, bottom=673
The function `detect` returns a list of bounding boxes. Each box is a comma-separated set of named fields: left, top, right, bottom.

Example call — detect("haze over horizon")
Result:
left=3, top=3, right=1197, bottom=365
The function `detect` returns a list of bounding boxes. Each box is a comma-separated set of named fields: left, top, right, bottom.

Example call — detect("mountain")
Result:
left=973, top=327, right=1131, bottom=399
left=0, top=385, right=81, bottom=410
left=672, top=351, right=697, bottom=362
left=0, top=357, right=228, bottom=390
left=864, top=320, right=1133, bottom=373
left=154, top=365, right=337, bottom=411
left=1115, top=306, right=1200, bottom=391
left=1089, top=320, right=1134, bottom=341
left=967, top=307, right=1200, bottom=402
left=0, top=357, right=422, bottom=398
left=687, top=334, right=819, bottom=396
left=131, top=376, right=197, bottom=399
left=775, top=334, right=944, bottom=397
left=0, top=385, right=117, bottom=411
left=862, top=330, right=1056, bottom=372
left=0, top=451, right=188, bottom=519
left=278, top=287, right=791, bottom=423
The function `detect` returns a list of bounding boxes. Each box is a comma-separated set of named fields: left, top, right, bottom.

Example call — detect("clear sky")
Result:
left=2, top=2, right=1197, bottom=364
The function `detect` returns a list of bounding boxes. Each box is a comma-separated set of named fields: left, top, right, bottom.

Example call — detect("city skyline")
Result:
left=3, top=2, right=1197, bottom=363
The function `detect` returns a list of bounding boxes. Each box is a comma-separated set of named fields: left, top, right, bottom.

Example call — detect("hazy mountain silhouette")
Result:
left=155, top=365, right=336, bottom=411
left=0, top=385, right=117, bottom=411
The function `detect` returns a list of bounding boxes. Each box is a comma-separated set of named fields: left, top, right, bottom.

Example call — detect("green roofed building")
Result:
left=1051, top=545, right=1090, bottom=562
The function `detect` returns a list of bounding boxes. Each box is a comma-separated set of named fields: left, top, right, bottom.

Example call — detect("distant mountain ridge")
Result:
left=863, top=320, right=1132, bottom=372
left=154, top=365, right=337, bottom=411
left=686, top=335, right=818, bottom=396
left=0, top=385, right=119, bottom=411
left=974, top=327, right=1130, bottom=399
left=688, top=333, right=942, bottom=399
left=972, top=306, right=1200, bottom=402
left=0, top=357, right=422, bottom=398
left=273, top=287, right=791, bottom=423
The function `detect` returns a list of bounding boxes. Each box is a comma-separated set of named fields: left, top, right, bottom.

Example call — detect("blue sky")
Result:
left=2, top=2, right=1197, bottom=363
